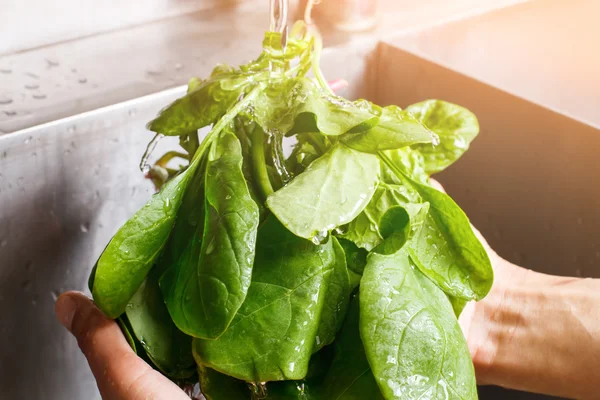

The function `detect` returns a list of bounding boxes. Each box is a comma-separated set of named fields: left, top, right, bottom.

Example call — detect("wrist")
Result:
left=465, top=257, right=538, bottom=385
left=468, top=258, right=600, bottom=398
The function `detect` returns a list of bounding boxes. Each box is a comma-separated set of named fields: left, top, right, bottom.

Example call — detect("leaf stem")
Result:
left=191, top=85, right=262, bottom=166
left=251, top=125, right=275, bottom=199
left=378, top=151, right=408, bottom=181
left=306, top=132, right=327, bottom=154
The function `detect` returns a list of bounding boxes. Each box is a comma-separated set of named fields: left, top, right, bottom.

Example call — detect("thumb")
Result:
left=55, top=291, right=189, bottom=400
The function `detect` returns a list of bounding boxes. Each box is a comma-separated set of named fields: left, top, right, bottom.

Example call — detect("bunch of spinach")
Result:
left=89, top=22, right=493, bottom=399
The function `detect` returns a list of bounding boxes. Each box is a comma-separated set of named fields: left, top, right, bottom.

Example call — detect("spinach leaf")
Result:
left=267, top=142, right=379, bottom=241
left=266, top=346, right=334, bottom=399
left=360, top=250, right=477, bottom=400
left=192, top=216, right=334, bottom=382
left=92, top=154, right=202, bottom=318
left=148, top=71, right=250, bottom=136
left=377, top=153, right=492, bottom=301
left=335, top=238, right=367, bottom=290
left=197, top=365, right=250, bottom=400
left=320, top=296, right=384, bottom=400
left=125, top=266, right=196, bottom=380
left=406, top=100, right=479, bottom=174
left=161, top=128, right=259, bottom=339
left=342, top=106, right=434, bottom=153
left=340, top=183, right=425, bottom=251
left=314, top=237, right=351, bottom=352
left=253, top=78, right=379, bottom=137
left=404, top=178, right=493, bottom=301
left=371, top=206, right=411, bottom=255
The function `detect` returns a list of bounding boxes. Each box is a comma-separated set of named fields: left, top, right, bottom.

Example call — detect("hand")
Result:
left=55, top=291, right=190, bottom=400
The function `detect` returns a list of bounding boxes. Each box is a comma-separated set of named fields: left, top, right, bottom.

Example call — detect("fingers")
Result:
left=55, top=291, right=188, bottom=400
left=429, top=178, right=446, bottom=193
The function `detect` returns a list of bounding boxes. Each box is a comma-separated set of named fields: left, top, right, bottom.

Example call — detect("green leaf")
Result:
left=314, top=237, right=352, bottom=352
left=253, top=78, right=379, bottom=137
left=320, top=296, right=384, bottom=400
left=125, top=267, right=196, bottom=379
left=161, top=128, right=259, bottom=339
left=342, top=106, right=434, bottom=153
left=267, top=347, right=334, bottom=399
left=92, top=155, right=202, bottom=318
left=197, top=365, right=250, bottom=400
left=360, top=250, right=477, bottom=400
left=267, top=142, right=379, bottom=241
left=405, top=179, right=493, bottom=301
left=406, top=100, right=479, bottom=174
left=341, top=183, right=425, bottom=251
left=148, top=74, right=249, bottom=136
left=379, top=148, right=429, bottom=185
left=372, top=206, right=411, bottom=255
left=336, top=238, right=367, bottom=290
left=193, top=216, right=335, bottom=382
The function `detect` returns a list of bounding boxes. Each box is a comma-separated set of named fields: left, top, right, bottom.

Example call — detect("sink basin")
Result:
left=1, top=10, right=598, bottom=398
left=386, top=0, right=600, bottom=128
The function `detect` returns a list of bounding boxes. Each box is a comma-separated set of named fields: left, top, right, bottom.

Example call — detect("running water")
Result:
left=139, top=133, right=165, bottom=173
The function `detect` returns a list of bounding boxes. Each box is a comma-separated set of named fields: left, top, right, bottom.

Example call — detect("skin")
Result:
left=55, top=182, right=600, bottom=400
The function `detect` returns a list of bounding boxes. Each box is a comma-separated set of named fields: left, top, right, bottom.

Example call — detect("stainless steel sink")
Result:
left=1, top=11, right=598, bottom=398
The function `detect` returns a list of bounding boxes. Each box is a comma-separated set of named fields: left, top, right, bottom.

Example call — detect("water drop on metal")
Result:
left=78, top=77, right=88, bottom=84
left=0, top=96, right=12, bottom=105
left=33, top=93, right=47, bottom=100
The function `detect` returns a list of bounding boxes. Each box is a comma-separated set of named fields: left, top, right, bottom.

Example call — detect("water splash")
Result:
left=310, top=230, right=328, bottom=245
left=140, top=133, right=164, bottom=173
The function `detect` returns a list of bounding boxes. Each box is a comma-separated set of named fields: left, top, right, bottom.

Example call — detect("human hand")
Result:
left=55, top=291, right=190, bottom=400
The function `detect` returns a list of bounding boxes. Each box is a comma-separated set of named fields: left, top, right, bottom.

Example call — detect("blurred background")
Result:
left=0, top=0, right=598, bottom=399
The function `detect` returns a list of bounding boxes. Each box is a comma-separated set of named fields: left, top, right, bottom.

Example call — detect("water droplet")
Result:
left=248, top=382, right=268, bottom=399
left=25, top=83, right=39, bottom=90
left=80, top=223, right=90, bottom=233
left=225, top=194, right=232, bottom=200
left=67, top=126, right=76, bottom=134
left=51, top=290, right=60, bottom=301
left=31, top=299, right=38, bottom=306
left=575, top=268, right=582, bottom=277
left=25, top=72, right=39, bottom=79
left=45, top=58, right=60, bottom=67
left=78, top=77, right=88, bottom=84
left=33, top=93, right=47, bottom=100
left=128, top=109, right=137, bottom=117
left=64, top=148, right=71, bottom=155
left=146, top=69, right=163, bottom=76
left=0, top=68, right=11, bottom=74
left=24, top=136, right=32, bottom=144
left=174, top=63, right=183, bottom=70
left=0, top=96, right=12, bottom=105
left=576, top=217, right=583, bottom=225
left=310, top=230, right=329, bottom=245
left=3, top=111, right=17, bottom=116
left=0, top=239, right=7, bottom=247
